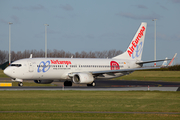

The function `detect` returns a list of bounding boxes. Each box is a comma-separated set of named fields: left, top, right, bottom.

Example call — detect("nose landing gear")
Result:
left=18, top=82, right=23, bottom=87
left=11, top=78, right=23, bottom=87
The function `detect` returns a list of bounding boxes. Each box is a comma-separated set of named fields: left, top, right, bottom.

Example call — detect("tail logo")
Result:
left=127, top=26, right=145, bottom=57
left=37, top=61, right=50, bottom=73
left=132, top=41, right=143, bottom=59
left=110, top=61, right=120, bottom=70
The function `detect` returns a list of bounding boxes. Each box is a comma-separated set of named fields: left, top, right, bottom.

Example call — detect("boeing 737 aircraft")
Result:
left=4, top=22, right=166, bottom=87
left=168, top=53, right=177, bottom=66
left=161, top=53, right=177, bottom=67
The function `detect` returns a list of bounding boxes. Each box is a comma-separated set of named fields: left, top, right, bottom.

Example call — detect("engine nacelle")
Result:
left=34, top=80, right=53, bottom=84
left=72, top=73, right=94, bottom=84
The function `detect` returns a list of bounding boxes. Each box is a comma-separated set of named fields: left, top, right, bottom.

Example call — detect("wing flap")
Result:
left=91, top=67, right=160, bottom=75
left=136, top=59, right=171, bottom=64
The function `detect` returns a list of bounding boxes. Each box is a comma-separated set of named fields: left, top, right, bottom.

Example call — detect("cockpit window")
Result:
left=10, top=64, right=22, bottom=67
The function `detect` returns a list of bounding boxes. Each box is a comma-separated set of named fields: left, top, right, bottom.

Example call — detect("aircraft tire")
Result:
left=64, top=81, right=72, bottom=86
left=18, top=82, right=23, bottom=87
left=87, top=82, right=95, bottom=87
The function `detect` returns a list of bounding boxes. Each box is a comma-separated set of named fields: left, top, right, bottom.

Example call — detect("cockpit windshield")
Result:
left=10, top=64, right=22, bottom=67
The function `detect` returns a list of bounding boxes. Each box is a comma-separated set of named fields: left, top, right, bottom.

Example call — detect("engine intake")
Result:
left=72, top=73, right=94, bottom=84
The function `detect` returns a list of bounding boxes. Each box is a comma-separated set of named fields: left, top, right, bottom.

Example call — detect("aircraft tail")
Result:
left=162, top=57, right=168, bottom=67
left=113, top=22, right=147, bottom=61
left=168, top=53, right=177, bottom=66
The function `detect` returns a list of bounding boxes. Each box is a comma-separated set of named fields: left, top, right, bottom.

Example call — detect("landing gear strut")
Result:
left=87, top=81, right=96, bottom=87
left=64, top=81, right=72, bottom=86
left=18, top=82, right=23, bottom=87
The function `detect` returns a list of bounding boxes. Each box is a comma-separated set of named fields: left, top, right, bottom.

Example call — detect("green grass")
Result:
left=0, top=91, right=180, bottom=119
left=1, top=113, right=180, bottom=120
left=1, top=91, right=180, bottom=112
left=0, top=70, right=9, bottom=78
left=1, top=69, right=180, bottom=119
left=115, top=71, right=180, bottom=82
left=1, top=70, right=180, bottom=82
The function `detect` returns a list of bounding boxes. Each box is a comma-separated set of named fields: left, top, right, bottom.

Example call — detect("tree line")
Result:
left=0, top=49, right=123, bottom=64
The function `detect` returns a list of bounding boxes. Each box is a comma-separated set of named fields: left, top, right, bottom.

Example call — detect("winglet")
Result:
left=168, top=53, right=177, bottom=66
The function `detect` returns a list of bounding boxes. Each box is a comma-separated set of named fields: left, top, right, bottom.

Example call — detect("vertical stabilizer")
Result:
left=168, top=53, right=177, bottom=66
left=162, top=57, right=168, bottom=67
left=30, top=54, right=33, bottom=58
left=113, top=22, right=147, bottom=61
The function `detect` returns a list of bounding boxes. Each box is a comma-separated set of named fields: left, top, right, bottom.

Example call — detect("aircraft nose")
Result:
left=4, top=67, right=12, bottom=77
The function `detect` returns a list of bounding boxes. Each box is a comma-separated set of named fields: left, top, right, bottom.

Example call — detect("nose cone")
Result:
left=4, top=67, right=12, bottom=77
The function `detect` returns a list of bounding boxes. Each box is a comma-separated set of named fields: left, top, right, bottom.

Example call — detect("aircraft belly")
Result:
left=32, top=69, right=69, bottom=80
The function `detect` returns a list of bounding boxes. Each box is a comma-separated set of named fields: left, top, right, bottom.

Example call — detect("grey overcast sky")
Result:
left=0, top=0, right=180, bottom=64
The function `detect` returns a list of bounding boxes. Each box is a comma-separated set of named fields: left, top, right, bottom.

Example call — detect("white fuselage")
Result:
left=4, top=58, right=140, bottom=80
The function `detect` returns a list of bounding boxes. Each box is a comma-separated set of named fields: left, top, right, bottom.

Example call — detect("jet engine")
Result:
left=34, top=80, right=53, bottom=84
left=72, top=73, right=94, bottom=84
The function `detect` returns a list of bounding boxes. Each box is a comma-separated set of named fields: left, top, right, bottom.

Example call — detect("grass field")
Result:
left=0, top=91, right=180, bottom=119
left=1, top=69, right=180, bottom=119
left=1, top=70, right=180, bottom=82
left=0, top=70, right=8, bottom=78
left=115, top=71, right=180, bottom=82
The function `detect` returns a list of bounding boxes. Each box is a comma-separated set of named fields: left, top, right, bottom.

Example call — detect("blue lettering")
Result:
left=132, top=42, right=143, bottom=59
left=37, top=61, right=50, bottom=73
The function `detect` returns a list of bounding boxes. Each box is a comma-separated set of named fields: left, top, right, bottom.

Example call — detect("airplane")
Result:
left=161, top=53, right=177, bottom=67
left=168, top=53, right=177, bottom=66
left=161, top=57, right=168, bottom=67
left=4, top=22, right=167, bottom=87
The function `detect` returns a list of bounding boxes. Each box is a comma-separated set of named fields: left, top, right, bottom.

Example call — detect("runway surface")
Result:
left=0, top=86, right=179, bottom=91
left=0, top=78, right=180, bottom=91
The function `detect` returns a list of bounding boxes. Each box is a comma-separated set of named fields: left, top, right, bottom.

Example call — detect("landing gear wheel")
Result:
left=92, top=82, right=96, bottom=86
left=87, top=82, right=96, bottom=87
left=64, top=81, right=72, bottom=86
left=18, top=82, right=23, bottom=87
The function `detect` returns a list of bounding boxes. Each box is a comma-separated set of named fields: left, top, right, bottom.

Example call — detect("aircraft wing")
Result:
left=91, top=67, right=160, bottom=75
left=136, top=59, right=171, bottom=64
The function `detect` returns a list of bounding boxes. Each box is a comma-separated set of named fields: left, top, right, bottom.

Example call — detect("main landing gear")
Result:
left=87, top=81, right=96, bottom=87
left=63, top=81, right=96, bottom=87
left=64, top=81, right=72, bottom=86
